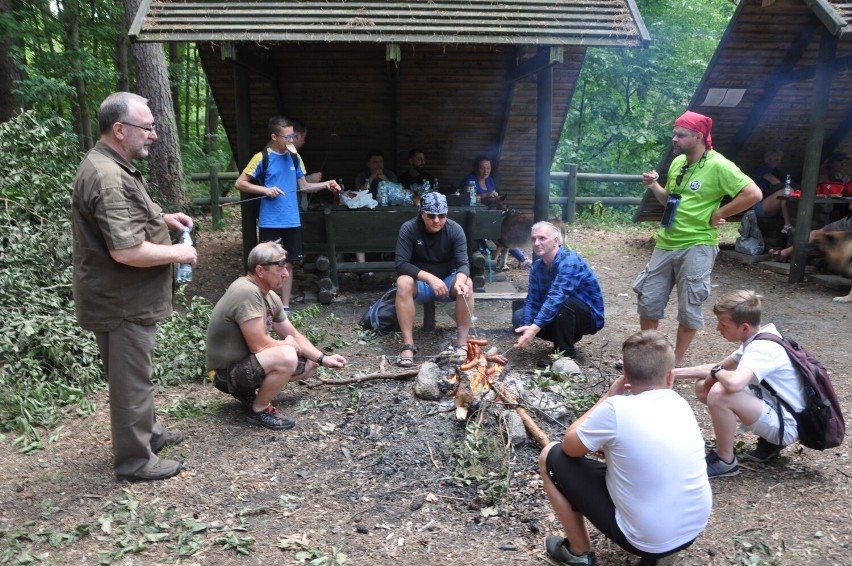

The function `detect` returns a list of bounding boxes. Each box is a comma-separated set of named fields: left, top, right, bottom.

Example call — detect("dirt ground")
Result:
left=1, top=216, right=851, bottom=565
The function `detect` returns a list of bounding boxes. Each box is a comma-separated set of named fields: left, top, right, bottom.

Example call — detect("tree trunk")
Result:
left=169, top=42, right=180, bottom=133
left=63, top=0, right=93, bottom=150
left=204, top=84, right=219, bottom=156
left=124, top=0, right=186, bottom=205
left=116, top=30, right=129, bottom=92
left=0, top=0, right=22, bottom=122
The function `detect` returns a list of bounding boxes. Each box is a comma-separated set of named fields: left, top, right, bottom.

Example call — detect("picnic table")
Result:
left=300, top=205, right=504, bottom=305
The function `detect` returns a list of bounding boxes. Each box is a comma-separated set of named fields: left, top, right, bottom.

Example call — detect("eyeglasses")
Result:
left=276, top=132, right=298, bottom=141
left=119, top=121, right=156, bottom=134
left=260, top=259, right=288, bottom=268
left=425, top=213, right=447, bottom=220
left=675, top=164, right=689, bottom=186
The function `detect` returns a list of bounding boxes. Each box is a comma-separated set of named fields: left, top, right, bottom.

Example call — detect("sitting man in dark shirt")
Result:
left=395, top=193, right=473, bottom=367
left=514, top=221, right=605, bottom=367
left=397, top=148, right=439, bottom=194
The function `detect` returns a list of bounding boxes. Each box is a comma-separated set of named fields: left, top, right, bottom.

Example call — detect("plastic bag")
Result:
left=378, top=181, right=414, bottom=206
left=340, top=190, right=378, bottom=209
left=735, top=210, right=765, bottom=255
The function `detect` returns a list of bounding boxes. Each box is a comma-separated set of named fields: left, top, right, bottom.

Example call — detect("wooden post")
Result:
left=210, top=164, right=221, bottom=225
left=534, top=47, right=553, bottom=223
left=564, top=163, right=577, bottom=224
left=232, top=49, right=256, bottom=267
left=790, top=29, right=836, bottom=283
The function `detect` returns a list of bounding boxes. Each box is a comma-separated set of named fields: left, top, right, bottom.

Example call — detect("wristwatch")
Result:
left=710, top=364, right=724, bottom=379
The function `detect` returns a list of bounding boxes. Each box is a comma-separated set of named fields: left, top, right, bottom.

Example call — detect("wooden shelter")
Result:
left=130, top=0, right=649, bottom=254
left=635, top=0, right=852, bottom=282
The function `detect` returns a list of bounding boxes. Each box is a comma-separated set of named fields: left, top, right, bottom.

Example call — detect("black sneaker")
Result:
left=246, top=404, right=295, bottom=430
left=705, top=450, right=740, bottom=478
left=743, top=438, right=784, bottom=462
left=545, top=536, right=596, bottom=565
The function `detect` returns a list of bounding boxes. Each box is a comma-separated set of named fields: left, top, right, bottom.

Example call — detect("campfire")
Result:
left=448, top=338, right=508, bottom=420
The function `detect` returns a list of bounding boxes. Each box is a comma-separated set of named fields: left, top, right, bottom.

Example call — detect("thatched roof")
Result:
left=130, top=0, right=650, bottom=47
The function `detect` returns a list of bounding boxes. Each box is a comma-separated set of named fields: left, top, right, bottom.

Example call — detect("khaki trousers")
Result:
left=95, top=321, right=165, bottom=476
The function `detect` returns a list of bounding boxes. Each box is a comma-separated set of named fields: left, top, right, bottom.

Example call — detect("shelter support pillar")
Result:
left=789, top=30, right=837, bottom=283
left=228, top=44, right=257, bottom=265
left=534, top=47, right=554, bottom=222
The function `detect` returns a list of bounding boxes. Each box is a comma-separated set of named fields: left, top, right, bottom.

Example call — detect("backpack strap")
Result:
left=753, top=332, right=799, bottom=445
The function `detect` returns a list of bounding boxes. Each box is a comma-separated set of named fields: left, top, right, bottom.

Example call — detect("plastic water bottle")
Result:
left=468, top=180, right=477, bottom=206
left=176, top=227, right=193, bottom=283
left=433, top=177, right=440, bottom=193
left=783, top=174, right=792, bottom=197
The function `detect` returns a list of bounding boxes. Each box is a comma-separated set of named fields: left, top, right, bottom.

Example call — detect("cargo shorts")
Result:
left=632, top=245, right=718, bottom=329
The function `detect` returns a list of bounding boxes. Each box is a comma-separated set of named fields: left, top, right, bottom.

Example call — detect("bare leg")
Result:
left=705, top=384, right=764, bottom=462
left=280, top=262, right=294, bottom=307
left=674, top=324, right=696, bottom=366
left=538, top=443, right=593, bottom=554
left=252, top=345, right=299, bottom=412
left=395, top=275, right=417, bottom=351
left=453, top=284, right=473, bottom=346
left=639, top=316, right=659, bottom=331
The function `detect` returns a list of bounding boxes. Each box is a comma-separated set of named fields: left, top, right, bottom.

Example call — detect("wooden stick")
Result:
left=305, top=369, right=418, bottom=388
left=491, top=383, right=550, bottom=447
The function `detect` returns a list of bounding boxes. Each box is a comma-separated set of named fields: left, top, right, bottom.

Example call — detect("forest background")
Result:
left=0, top=0, right=736, bottom=448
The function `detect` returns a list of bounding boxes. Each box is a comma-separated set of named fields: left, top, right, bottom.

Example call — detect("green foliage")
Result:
left=555, top=0, right=736, bottom=200
left=153, top=289, right=214, bottom=386
left=450, top=420, right=504, bottom=489
left=0, top=112, right=101, bottom=451
left=0, top=111, right=213, bottom=452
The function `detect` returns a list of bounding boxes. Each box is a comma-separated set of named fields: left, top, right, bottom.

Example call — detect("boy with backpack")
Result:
left=676, top=290, right=808, bottom=477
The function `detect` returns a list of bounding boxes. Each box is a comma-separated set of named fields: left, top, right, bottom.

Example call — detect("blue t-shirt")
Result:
left=242, top=150, right=304, bottom=228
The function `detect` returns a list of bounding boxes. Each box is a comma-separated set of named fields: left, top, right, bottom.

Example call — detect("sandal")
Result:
left=397, top=344, right=418, bottom=367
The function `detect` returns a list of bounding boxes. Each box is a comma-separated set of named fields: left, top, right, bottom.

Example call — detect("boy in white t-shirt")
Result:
left=540, top=330, right=711, bottom=566
left=676, top=290, right=806, bottom=478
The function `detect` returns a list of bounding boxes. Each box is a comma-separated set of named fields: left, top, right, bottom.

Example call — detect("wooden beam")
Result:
left=728, top=19, right=818, bottom=158
left=534, top=46, right=553, bottom=223
left=232, top=49, right=257, bottom=265
left=790, top=29, right=837, bottom=283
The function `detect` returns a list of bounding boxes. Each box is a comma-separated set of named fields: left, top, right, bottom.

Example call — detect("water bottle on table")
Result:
left=468, top=180, right=477, bottom=206
left=176, top=226, right=193, bottom=283
left=783, top=174, right=792, bottom=197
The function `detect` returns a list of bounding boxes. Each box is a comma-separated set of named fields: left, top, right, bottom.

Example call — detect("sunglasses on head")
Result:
left=425, top=213, right=447, bottom=220
left=260, top=258, right=288, bottom=267
left=675, top=164, right=689, bottom=186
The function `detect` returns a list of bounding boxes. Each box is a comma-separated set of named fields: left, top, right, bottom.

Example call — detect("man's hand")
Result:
left=607, top=375, right=629, bottom=397
left=266, top=186, right=283, bottom=198
left=322, top=354, right=347, bottom=369
left=429, top=275, right=449, bottom=299
left=281, top=335, right=302, bottom=357
left=514, top=324, right=540, bottom=350
left=163, top=212, right=193, bottom=231
left=710, top=209, right=726, bottom=228
left=452, top=278, right=470, bottom=297
left=641, top=169, right=660, bottom=188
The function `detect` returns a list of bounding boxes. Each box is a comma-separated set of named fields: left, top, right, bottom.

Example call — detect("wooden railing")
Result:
left=189, top=163, right=646, bottom=225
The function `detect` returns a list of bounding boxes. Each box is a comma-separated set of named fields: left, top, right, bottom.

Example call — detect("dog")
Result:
left=492, top=209, right=566, bottom=271
left=815, top=230, right=852, bottom=303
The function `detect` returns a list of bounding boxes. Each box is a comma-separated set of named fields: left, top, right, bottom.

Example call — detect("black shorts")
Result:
left=259, top=227, right=303, bottom=262
left=213, top=355, right=266, bottom=396
left=545, top=448, right=694, bottom=560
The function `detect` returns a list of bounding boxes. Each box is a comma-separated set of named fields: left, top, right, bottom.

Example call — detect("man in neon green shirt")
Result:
left=634, top=111, right=761, bottom=365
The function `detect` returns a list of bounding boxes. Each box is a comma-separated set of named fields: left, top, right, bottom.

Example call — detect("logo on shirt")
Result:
left=688, top=180, right=701, bottom=192
left=416, top=239, right=424, bottom=246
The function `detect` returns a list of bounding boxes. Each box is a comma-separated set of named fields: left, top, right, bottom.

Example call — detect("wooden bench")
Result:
left=300, top=206, right=503, bottom=305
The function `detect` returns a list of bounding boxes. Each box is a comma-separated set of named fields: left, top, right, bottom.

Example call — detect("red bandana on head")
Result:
left=674, top=111, right=712, bottom=150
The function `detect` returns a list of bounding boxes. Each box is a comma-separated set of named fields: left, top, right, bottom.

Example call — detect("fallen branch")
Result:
left=491, top=383, right=550, bottom=447
left=306, top=369, right=418, bottom=388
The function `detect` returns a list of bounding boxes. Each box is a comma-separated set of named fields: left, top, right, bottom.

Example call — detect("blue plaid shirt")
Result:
left=523, top=247, right=605, bottom=330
